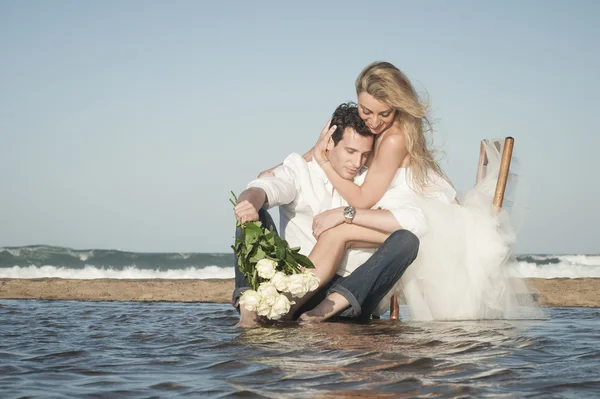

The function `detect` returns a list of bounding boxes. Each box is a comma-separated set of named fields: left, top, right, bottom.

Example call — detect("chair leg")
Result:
left=493, top=137, right=514, bottom=212
left=390, top=294, right=399, bottom=320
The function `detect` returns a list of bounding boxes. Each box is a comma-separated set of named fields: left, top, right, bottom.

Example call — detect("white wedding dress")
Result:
left=375, top=140, right=541, bottom=321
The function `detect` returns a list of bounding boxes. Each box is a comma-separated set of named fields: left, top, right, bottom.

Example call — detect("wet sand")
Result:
left=0, top=278, right=598, bottom=307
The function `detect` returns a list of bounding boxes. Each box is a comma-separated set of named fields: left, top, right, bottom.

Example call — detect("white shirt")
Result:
left=247, top=153, right=455, bottom=277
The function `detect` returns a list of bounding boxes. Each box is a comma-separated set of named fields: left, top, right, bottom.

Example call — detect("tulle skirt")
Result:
left=375, top=141, right=543, bottom=321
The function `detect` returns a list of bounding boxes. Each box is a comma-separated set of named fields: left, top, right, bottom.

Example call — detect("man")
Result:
left=233, top=103, right=422, bottom=327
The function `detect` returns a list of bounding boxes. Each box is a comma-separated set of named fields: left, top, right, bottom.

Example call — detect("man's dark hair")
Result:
left=330, top=102, right=373, bottom=146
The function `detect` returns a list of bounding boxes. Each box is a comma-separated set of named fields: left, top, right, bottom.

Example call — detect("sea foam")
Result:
left=0, top=265, right=235, bottom=280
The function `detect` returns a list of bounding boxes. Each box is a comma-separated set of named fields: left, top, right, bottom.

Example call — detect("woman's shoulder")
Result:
left=374, top=127, right=410, bottom=168
left=375, top=128, right=407, bottom=157
left=379, top=127, right=405, bottom=147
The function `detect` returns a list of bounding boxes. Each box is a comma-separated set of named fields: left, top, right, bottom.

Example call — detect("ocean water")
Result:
left=1, top=245, right=600, bottom=279
left=1, top=300, right=598, bottom=398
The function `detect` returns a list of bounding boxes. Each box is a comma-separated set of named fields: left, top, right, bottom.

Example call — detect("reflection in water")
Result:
left=234, top=315, right=544, bottom=397
left=0, top=301, right=598, bottom=398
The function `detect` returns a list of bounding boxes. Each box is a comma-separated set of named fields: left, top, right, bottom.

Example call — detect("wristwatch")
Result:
left=343, top=206, right=356, bottom=223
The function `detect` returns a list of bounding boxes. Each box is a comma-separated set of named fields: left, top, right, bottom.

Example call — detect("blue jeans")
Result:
left=232, top=209, right=419, bottom=321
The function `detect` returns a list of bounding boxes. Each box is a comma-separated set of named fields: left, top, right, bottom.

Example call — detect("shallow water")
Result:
left=1, top=300, right=598, bottom=398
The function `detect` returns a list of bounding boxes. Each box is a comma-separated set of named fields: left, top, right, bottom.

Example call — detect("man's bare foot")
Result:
left=235, top=308, right=260, bottom=328
left=235, top=318, right=261, bottom=328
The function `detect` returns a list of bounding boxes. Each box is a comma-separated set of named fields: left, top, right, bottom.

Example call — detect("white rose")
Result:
left=257, top=282, right=279, bottom=306
left=238, top=290, right=261, bottom=312
left=256, top=300, right=271, bottom=317
left=302, top=271, right=320, bottom=292
left=256, top=258, right=278, bottom=279
left=268, top=294, right=294, bottom=320
left=287, top=273, right=308, bottom=298
left=270, top=272, right=289, bottom=293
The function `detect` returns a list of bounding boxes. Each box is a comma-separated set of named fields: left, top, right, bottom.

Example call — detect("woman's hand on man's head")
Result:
left=312, top=118, right=337, bottom=165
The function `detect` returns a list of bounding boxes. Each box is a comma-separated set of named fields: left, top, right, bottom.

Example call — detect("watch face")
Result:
left=344, top=207, right=355, bottom=218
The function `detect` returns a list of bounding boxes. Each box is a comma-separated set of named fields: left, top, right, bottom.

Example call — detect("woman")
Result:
left=274, top=62, right=537, bottom=321
left=312, top=61, right=453, bottom=207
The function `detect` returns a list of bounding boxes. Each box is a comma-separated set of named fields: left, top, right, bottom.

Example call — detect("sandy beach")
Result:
left=1, top=278, right=599, bottom=307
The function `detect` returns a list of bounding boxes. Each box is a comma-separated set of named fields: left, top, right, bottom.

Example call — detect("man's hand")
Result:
left=234, top=188, right=267, bottom=224
left=234, top=200, right=260, bottom=224
left=312, top=207, right=345, bottom=239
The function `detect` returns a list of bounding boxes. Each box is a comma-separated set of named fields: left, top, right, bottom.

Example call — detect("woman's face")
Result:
left=357, top=92, right=396, bottom=135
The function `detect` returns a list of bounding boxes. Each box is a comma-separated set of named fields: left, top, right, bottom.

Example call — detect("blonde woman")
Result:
left=312, top=61, right=453, bottom=208
left=293, top=62, right=459, bottom=321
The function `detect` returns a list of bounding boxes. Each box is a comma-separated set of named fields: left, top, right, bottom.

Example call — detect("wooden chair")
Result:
left=388, top=137, right=515, bottom=320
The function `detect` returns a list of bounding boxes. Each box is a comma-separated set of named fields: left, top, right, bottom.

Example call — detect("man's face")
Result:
left=326, top=128, right=374, bottom=180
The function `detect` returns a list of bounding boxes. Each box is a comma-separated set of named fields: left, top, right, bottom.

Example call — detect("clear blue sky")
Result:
left=1, top=1, right=598, bottom=254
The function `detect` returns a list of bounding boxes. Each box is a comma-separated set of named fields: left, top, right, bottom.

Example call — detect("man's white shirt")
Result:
left=246, top=153, right=455, bottom=277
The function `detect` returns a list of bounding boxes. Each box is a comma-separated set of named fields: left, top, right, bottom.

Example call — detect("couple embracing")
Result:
left=232, top=61, right=533, bottom=327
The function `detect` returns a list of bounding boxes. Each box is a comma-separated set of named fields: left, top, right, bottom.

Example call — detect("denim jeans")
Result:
left=232, top=209, right=419, bottom=320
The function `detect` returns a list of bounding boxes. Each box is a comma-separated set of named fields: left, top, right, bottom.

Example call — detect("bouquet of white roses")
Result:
left=230, top=192, right=320, bottom=320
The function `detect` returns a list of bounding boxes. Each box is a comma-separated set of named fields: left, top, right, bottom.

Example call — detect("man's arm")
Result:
left=234, top=187, right=267, bottom=224
left=234, top=154, right=305, bottom=224
left=312, top=185, right=431, bottom=239
left=312, top=207, right=402, bottom=238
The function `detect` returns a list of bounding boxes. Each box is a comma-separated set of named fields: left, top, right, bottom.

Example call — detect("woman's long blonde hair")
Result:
left=355, top=61, right=450, bottom=193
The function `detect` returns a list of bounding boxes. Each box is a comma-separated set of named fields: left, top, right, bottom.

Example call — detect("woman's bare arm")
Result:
left=319, top=133, right=408, bottom=208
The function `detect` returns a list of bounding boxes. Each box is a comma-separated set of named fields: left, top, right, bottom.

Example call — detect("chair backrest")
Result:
left=476, top=139, right=502, bottom=184
left=476, top=137, right=515, bottom=212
